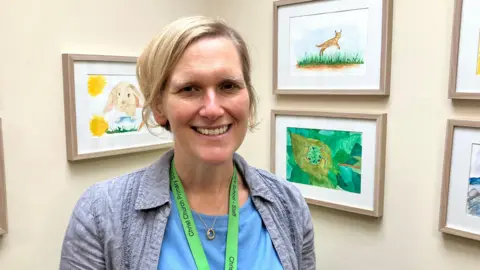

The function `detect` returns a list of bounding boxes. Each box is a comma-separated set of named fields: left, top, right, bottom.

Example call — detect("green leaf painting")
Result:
left=286, top=127, right=362, bottom=194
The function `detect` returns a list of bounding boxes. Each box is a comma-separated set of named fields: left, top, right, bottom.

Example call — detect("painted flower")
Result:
left=90, top=115, right=109, bottom=137
left=88, top=75, right=107, bottom=97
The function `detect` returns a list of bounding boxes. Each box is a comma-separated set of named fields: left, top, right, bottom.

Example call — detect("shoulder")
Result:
left=65, top=165, right=151, bottom=241
left=69, top=149, right=173, bottom=223
left=76, top=167, right=147, bottom=213
left=252, top=167, right=309, bottom=213
left=233, top=153, right=309, bottom=217
left=60, top=165, right=153, bottom=268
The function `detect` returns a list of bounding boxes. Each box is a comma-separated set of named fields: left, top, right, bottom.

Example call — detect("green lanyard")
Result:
left=170, top=159, right=239, bottom=270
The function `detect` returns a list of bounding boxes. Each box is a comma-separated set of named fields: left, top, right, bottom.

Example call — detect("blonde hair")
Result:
left=136, top=16, right=259, bottom=132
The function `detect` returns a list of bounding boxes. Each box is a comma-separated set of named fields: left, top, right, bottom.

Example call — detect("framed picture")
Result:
left=448, top=0, right=480, bottom=99
left=271, top=110, right=387, bottom=217
left=273, top=0, right=393, bottom=95
left=0, top=118, right=8, bottom=235
left=439, top=119, right=480, bottom=241
left=62, top=54, right=173, bottom=161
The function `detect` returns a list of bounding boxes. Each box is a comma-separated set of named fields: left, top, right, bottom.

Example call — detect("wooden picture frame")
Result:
left=448, top=0, right=480, bottom=99
left=439, top=119, right=480, bottom=241
left=273, top=0, right=393, bottom=95
left=62, top=53, right=173, bottom=161
left=271, top=110, right=387, bottom=217
left=0, top=118, right=8, bottom=235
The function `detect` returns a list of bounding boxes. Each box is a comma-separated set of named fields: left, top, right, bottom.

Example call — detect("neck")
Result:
left=171, top=149, right=250, bottom=215
left=172, top=149, right=237, bottom=215
left=173, top=150, right=234, bottom=195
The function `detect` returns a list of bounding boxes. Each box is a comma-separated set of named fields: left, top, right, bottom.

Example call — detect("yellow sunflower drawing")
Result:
left=90, top=115, right=109, bottom=137
left=88, top=75, right=107, bottom=96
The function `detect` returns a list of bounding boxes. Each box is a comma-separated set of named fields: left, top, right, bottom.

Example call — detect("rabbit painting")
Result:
left=316, top=30, right=342, bottom=56
left=103, top=81, right=144, bottom=131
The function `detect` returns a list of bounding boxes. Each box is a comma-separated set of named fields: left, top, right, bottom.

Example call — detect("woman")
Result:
left=60, top=16, right=315, bottom=270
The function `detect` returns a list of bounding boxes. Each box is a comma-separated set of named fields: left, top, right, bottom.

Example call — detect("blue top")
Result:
left=158, top=191, right=284, bottom=269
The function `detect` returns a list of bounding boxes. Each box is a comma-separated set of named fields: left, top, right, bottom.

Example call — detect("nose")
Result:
left=199, top=89, right=224, bottom=121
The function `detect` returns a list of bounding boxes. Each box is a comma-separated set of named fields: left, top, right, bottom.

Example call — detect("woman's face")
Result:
left=155, top=36, right=250, bottom=165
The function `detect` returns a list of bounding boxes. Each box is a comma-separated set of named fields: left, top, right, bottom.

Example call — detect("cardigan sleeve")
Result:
left=59, top=186, right=106, bottom=269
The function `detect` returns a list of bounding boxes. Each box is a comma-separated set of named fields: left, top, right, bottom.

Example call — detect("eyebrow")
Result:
left=170, top=75, right=246, bottom=88
left=219, top=75, right=246, bottom=86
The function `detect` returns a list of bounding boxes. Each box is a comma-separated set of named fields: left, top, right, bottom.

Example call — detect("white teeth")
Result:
left=196, top=125, right=229, bottom=136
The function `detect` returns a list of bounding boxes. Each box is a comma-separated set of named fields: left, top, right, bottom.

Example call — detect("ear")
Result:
left=133, top=94, right=141, bottom=108
left=153, top=109, right=168, bottom=126
left=103, top=88, right=117, bottom=113
left=130, top=84, right=144, bottom=108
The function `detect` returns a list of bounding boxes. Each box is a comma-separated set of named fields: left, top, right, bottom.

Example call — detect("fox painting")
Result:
left=316, top=30, right=342, bottom=56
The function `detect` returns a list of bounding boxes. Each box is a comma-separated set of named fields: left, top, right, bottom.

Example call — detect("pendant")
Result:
left=206, top=228, right=215, bottom=240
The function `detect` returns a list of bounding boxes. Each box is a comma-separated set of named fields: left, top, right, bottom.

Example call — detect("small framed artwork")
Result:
left=273, top=0, right=393, bottom=95
left=448, top=0, right=480, bottom=99
left=271, top=110, right=387, bottom=217
left=62, top=54, right=173, bottom=161
left=439, top=119, right=480, bottom=241
left=0, top=118, right=8, bottom=235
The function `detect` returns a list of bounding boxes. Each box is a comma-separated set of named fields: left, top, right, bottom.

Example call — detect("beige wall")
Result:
left=0, top=0, right=215, bottom=268
left=1, top=0, right=480, bottom=269
left=220, top=0, right=480, bottom=269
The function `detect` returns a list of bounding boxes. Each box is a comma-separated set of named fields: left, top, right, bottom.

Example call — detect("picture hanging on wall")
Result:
left=62, top=54, right=173, bottom=161
left=439, top=119, right=480, bottom=241
left=271, top=110, right=387, bottom=217
left=273, top=0, right=393, bottom=95
left=448, top=0, right=480, bottom=99
left=0, top=118, right=8, bottom=235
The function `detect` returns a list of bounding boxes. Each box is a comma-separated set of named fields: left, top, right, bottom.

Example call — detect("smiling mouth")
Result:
left=193, top=124, right=231, bottom=136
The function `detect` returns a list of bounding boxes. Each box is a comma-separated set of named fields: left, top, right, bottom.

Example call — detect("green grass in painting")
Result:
left=286, top=127, right=362, bottom=194
left=106, top=126, right=138, bottom=134
left=297, top=52, right=364, bottom=67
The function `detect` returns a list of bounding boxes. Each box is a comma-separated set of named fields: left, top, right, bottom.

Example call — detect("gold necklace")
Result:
left=192, top=176, right=234, bottom=240
left=193, top=194, right=229, bottom=240
left=195, top=213, right=218, bottom=240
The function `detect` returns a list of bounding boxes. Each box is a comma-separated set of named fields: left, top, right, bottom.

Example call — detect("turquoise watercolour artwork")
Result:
left=286, top=127, right=362, bottom=194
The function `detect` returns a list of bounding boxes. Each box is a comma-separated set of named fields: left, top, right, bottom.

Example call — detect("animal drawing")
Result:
left=316, top=30, right=342, bottom=56
left=103, top=81, right=144, bottom=125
